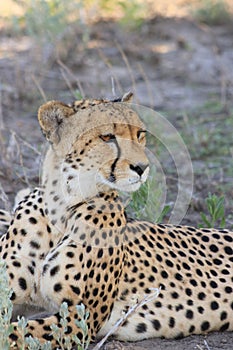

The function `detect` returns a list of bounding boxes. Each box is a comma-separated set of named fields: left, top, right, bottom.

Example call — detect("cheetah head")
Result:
left=39, top=93, right=149, bottom=201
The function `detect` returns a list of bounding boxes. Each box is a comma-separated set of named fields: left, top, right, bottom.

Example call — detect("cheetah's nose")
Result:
left=130, top=163, right=149, bottom=177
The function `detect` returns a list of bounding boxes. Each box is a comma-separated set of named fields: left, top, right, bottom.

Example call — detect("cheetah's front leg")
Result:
left=10, top=237, right=123, bottom=348
left=9, top=307, right=94, bottom=349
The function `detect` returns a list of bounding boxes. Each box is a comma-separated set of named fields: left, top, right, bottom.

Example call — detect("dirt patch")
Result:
left=0, top=13, right=233, bottom=350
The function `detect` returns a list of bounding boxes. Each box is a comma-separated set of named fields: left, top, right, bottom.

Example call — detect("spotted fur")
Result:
left=0, top=93, right=232, bottom=348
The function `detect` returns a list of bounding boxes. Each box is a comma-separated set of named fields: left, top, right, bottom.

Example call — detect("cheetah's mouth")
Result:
left=98, top=172, right=148, bottom=193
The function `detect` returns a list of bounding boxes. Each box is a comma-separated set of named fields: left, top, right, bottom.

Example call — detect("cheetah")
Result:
left=0, top=93, right=232, bottom=348
left=0, top=209, right=12, bottom=235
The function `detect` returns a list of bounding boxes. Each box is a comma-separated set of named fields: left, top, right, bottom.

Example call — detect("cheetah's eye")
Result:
left=99, top=134, right=116, bottom=142
left=137, top=130, right=147, bottom=142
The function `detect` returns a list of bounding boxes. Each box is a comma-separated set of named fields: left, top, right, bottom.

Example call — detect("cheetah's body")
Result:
left=0, top=94, right=233, bottom=348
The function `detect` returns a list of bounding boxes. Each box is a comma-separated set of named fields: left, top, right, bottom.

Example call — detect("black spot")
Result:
left=210, top=301, right=219, bottom=310
left=86, top=245, right=92, bottom=253
left=27, top=265, right=35, bottom=275
left=50, top=265, right=60, bottom=276
left=220, top=322, right=230, bottom=332
left=198, top=292, right=206, bottom=300
left=18, top=277, right=27, bottom=290
left=210, top=244, right=219, bottom=253
left=10, top=292, right=16, bottom=301
left=156, top=254, right=163, bottom=262
left=185, top=288, right=192, bottom=296
left=224, top=286, right=232, bottom=294
left=30, top=240, right=40, bottom=249
left=148, top=275, right=155, bottom=282
left=186, top=309, right=194, bottom=319
left=175, top=304, right=183, bottom=312
left=108, top=284, right=113, bottom=292
left=93, top=288, right=99, bottom=297
left=62, top=298, right=74, bottom=307
left=136, top=322, right=147, bottom=333
left=36, top=319, right=45, bottom=325
left=101, top=262, right=107, bottom=270
left=117, top=218, right=122, bottom=226
left=189, top=325, right=195, bottom=333
left=201, top=321, right=210, bottom=331
left=171, top=292, right=179, bottom=299
left=183, top=262, right=190, bottom=270
left=175, top=332, right=184, bottom=339
left=42, top=334, right=53, bottom=341
left=65, top=325, right=72, bottom=335
left=66, top=251, right=74, bottom=258
left=72, top=272, right=81, bottom=281
left=43, top=325, right=51, bottom=331
left=101, top=305, right=108, bottom=314
left=70, top=285, right=81, bottom=295
left=161, top=270, right=168, bottom=278
left=190, top=279, right=197, bottom=287
left=66, top=264, right=75, bottom=269
left=165, top=259, right=174, bottom=267
left=224, top=235, right=232, bottom=242
left=210, top=269, right=217, bottom=277
left=54, top=283, right=62, bottom=292
left=210, top=280, right=218, bottom=289
left=93, top=217, right=99, bottom=225
left=29, top=217, right=37, bottom=224
left=175, top=273, right=183, bottom=281
left=181, top=240, right=188, bottom=248
left=21, top=229, right=27, bottom=236
left=152, top=319, right=161, bottom=330
left=191, top=237, right=199, bottom=245
left=224, top=246, right=232, bottom=255
left=169, top=317, right=175, bottom=328
left=213, top=258, right=222, bottom=265
left=201, top=235, right=209, bottom=242
left=155, top=301, right=162, bottom=308
left=9, top=333, right=18, bottom=341
left=220, top=311, right=227, bottom=321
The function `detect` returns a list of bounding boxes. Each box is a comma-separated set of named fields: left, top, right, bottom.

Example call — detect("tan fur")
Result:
left=0, top=95, right=232, bottom=349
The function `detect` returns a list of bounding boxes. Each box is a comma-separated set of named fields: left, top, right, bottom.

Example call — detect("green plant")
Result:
left=98, top=0, right=149, bottom=28
left=0, top=259, right=89, bottom=350
left=50, top=302, right=90, bottom=350
left=0, top=261, right=13, bottom=350
left=199, top=193, right=226, bottom=228
left=11, top=0, right=89, bottom=45
left=118, top=0, right=147, bottom=28
left=192, top=0, right=232, bottom=25
left=127, top=165, right=170, bottom=222
left=72, top=304, right=90, bottom=350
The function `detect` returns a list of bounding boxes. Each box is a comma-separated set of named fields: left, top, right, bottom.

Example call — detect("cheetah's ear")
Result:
left=121, top=91, right=133, bottom=103
left=112, top=92, right=134, bottom=103
left=38, top=101, right=74, bottom=144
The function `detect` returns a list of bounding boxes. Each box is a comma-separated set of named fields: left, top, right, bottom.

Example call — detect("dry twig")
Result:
left=0, top=182, right=11, bottom=212
left=92, top=287, right=160, bottom=350
left=137, top=62, right=154, bottom=109
left=115, top=41, right=138, bottom=103
left=97, top=48, right=122, bottom=95
left=57, top=59, right=85, bottom=98
left=31, top=74, right=47, bottom=102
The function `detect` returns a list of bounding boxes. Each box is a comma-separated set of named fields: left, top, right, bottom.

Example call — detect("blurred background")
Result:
left=0, top=0, right=233, bottom=225
left=0, top=1, right=233, bottom=349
